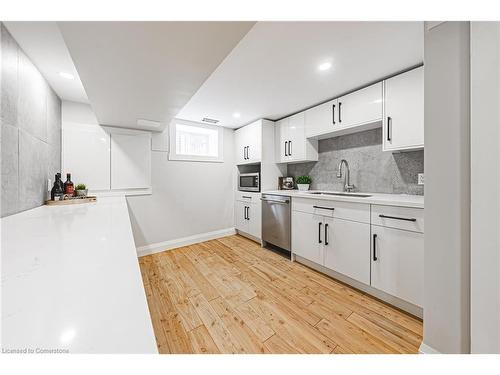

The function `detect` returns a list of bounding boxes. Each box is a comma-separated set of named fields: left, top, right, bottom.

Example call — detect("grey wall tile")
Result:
left=1, top=123, right=19, bottom=216
left=17, top=50, right=47, bottom=142
left=1, top=23, right=62, bottom=217
left=18, top=129, right=48, bottom=211
left=287, top=127, right=424, bottom=195
left=1, top=23, right=18, bottom=128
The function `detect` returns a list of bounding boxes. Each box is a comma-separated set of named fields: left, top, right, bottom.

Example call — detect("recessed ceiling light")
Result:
left=59, top=72, right=75, bottom=80
left=233, top=112, right=241, bottom=118
left=318, top=62, right=332, bottom=71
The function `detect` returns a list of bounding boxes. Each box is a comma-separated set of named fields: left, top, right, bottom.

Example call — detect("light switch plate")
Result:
left=418, top=173, right=425, bottom=185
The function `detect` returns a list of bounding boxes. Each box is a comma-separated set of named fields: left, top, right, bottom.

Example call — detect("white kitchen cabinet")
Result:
left=235, top=194, right=261, bottom=240
left=336, top=82, right=383, bottom=130
left=292, top=210, right=324, bottom=265
left=324, top=217, right=371, bottom=285
left=304, top=82, right=382, bottom=139
left=305, top=99, right=337, bottom=138
left=62, top=123, right=111, bottom=191
left=371, top=225, right=424, bottom=307
left=235, top=120, right=262, bottom=165
left=383, top=66, right=424, bottom=151
left=275, top=112, right=318, bottom=163
left=111, top=132, right=151, bottom=190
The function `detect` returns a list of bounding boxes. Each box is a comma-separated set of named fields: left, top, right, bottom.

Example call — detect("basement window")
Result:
left=169, top=119, right=223, bottom=162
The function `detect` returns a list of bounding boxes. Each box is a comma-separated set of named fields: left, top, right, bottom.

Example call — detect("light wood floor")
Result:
left=139, top=234, right=422, bottom=354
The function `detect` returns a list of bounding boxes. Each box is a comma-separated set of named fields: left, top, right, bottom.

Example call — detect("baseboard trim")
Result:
left=419, top=342, right=441, bottom=354
left=136, top=227, right=236, bottom=257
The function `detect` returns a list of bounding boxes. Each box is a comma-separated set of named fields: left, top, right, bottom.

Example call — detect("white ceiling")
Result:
left=3, top=22, right=89, bottom=103
left=4, top=21, right=424, bottom=132
left=177, top=22, right=424, bottom=128
left=58, top=22, right=255, bottom=131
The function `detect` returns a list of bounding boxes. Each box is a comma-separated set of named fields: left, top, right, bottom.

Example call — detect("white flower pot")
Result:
left=297, top=184, right=310, bottom=191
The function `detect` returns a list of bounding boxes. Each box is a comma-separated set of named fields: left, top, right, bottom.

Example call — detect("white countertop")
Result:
left=1, top=197, right=157, bottom=354
left=262, top=190, right=424, bottom=209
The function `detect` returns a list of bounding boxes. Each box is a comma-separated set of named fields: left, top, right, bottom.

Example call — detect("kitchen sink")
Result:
left=303, top=191, right=372, bottom=198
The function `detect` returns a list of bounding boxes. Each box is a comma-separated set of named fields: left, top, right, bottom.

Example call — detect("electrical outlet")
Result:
left=418, top=173, right=424, bottom=185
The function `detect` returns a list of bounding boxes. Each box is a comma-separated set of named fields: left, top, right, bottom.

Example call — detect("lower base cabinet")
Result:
left=292, top=211, right=323, bottom=264
left=292, top=210, right=370, bottom=285
left=235, top=199, right=261, bottom=240
left=371, top=226, right=424, bottom=307
left=325, top=218, right=370, bottom=285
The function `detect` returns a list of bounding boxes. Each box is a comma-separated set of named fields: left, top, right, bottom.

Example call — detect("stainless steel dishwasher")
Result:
left=261, top=194, right=291, bottom=251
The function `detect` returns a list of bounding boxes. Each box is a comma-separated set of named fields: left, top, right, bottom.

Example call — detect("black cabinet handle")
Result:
left=288, top=140, right=292, bottom=156
left=246, top=206, right=250, bottom=220
left=332, top=104, right=336, bottom=125
left=387, top=117, right=392, bottom=142
left=313, top=205, right=335, bottom=211
left=373, top=234, right=378, bottom=261
left=242, top=196, right=251, bottom=199
left=247, top=146, right=250, bottom=160
left=284, top=141, right=288, bottom=156
left=324, top=223, right=329, bottom=245
left=378, top=214, right=416, bottom=222
left=244, top=206, right=247, bottom=220
left=318, top=222, right=322, bottom=244
left=338, top=102, right=342, bottom=123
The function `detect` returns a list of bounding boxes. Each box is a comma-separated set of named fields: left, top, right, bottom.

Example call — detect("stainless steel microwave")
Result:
left=238, top=172, right=260, bottom=192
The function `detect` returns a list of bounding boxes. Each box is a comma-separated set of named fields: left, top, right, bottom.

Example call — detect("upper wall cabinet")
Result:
left=62, top=123, right=111, bottom=190
left=110, top=131, right=151, bottom=190
left=276, top=112, right=318, bottom=163
left=305, top=82, right=383, bottom=139
left=383, top=66, right=424, bottom=152
left=235, top=120, right=262, bottom=165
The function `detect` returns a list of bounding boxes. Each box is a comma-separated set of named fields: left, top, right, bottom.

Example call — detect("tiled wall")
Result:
left=1, top=24, right=62, bottom=217
left=287, top=127, right=424, bottom=195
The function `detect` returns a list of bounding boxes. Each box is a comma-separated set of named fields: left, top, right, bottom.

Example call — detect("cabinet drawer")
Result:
left=371, top=205, right=424, bottom=233
left=235, top=191, right=261, bottom=203
left=292, top=197, right=370, bottom=223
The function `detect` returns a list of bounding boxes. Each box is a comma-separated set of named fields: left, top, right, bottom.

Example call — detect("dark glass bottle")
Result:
left=64, top=173, right=75, bottom=196
left=51, top=174, right=64, bottom=201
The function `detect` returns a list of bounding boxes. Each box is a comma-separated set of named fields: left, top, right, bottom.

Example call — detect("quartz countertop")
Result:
left=262, top=190, right=424, bottom=209
left=1, top=196, right=157, bottom=354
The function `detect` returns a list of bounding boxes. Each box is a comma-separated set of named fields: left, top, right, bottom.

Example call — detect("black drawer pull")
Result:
left=313, top=206, right=335, bottom=211
left=379, top=214, right=416, bottom=222
left=373, top=233, right=378, bottom=261
left=242, top=196, right=252, bottom=199
left=324, top=223, right=329, bottom=245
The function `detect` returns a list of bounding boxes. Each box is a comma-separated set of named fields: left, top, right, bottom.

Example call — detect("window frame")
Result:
left=168, top=119, right=224, bottom=163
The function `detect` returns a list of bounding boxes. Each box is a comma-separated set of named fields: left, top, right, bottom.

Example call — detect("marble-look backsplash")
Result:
left=287, top=127, right=424, bottom=195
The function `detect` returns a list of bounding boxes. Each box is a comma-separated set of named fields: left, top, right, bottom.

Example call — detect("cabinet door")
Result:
left=235, top=200, right=248, bottom=233
left=323, top=217, right=370, bottom=285
left=246, top=202, right=261, bottom=239
left=235, top=126, right=247, bottom=165
left=292, top=211, right=324, bottom=264
left=110, top=132, right=151, bottom=189
left=245, top=121, right=262, bottom=163
left=62, top=124, right=110, bottom=190
left=275, top=118, right=289, bottom=163
left=371, top=226, right=424, bottom=307
left=337, top=82, right=383, bottom=129
left=305, top=98, right=337, bottom=138
left=383, top=67, right=424, bottom=151
left=287, top=112, right=306, bottom=162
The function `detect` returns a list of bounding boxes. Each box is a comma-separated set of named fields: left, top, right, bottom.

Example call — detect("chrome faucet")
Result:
left=337, top=159, right=355, bottom=192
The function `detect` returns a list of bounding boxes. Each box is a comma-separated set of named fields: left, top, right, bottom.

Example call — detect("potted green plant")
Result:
left=296, top=175, right=312, bottom=191
left=75, top=183, right=88, bottom=197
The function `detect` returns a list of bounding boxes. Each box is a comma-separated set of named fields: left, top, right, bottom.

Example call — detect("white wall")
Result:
left=422, top=21, right=471, bottom=354
left=126, top=127, right=235, bottom=249
left=470, top=22, right=500, bottom=353
left=62, top=100, right=99, bottom=125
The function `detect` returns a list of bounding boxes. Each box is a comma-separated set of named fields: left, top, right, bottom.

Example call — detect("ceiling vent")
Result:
left=137, top=119, right=161, bottom=128
left=202, top=117, right=219, bottom=124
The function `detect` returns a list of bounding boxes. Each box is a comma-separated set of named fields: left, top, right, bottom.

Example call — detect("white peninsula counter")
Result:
left=1, top=196, right=157, bottom=354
